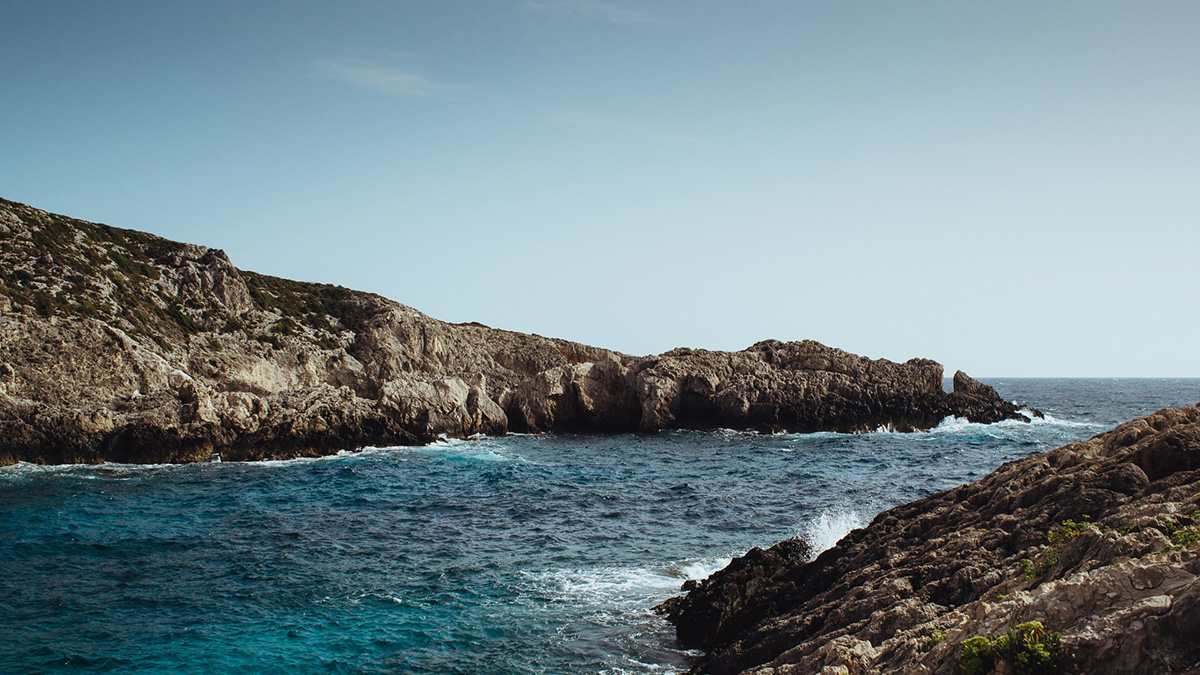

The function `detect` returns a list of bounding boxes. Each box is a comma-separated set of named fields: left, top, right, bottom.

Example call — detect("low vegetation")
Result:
left=1159, top=512, right=1200, bottom=552
left=958, top=621, right=1062, bottom=675
left=0, top=198, right=383, bottom=353
left=242, top=271, right=378, bottom=336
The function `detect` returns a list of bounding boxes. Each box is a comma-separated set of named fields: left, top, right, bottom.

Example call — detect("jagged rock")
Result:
left=659, top=404, right=1200, bottom=675
left=658, top=539, right=814, bottom=650
left=953, top=370, right=999, bottom=399
left=0, top=197, right=1036, bottom=464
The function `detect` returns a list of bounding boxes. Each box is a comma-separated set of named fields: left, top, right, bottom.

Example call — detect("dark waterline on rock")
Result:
left=1, top=379, right=1198, bottom=674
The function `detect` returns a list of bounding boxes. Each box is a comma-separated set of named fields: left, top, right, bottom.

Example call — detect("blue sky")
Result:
left=3, top=1, right=1198, bottom=376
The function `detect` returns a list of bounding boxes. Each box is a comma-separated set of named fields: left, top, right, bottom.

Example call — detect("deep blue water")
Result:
left=2, top=379, right=1198, bottom=674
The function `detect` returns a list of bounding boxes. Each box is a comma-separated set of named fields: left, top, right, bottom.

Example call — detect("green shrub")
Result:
left=959, top=621, right=1062, bottom=675
left=925, top=629, right=947, bottom=650
left=1170, top=525, right=1200, bottom=549
left=1040, top=547, right=1060, bottom=572
left=1047, top=517, right=1091, bottom=545
left=959, top=635, right=993, bottom=675
left=1020, top=547, right=1060, bottom=582
left=1020, top=558, right=1036, bottom=581
left=992, top=622, right=1062, bottom=674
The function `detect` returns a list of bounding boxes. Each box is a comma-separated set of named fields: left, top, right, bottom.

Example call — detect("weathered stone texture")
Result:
left=0, top=198, right=1033, bottom=464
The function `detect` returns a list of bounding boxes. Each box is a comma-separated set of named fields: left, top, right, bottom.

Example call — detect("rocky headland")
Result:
left=659, top=404, right=1200, bottom=674
left=0, top=198, right=1032, bottom=465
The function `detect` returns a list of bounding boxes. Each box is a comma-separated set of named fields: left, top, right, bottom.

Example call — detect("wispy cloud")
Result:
left=521, top=0, right=661, bottom=25
left=314, top=58, right=463, bottom=99
left=553, top=110, right=704, bottom=145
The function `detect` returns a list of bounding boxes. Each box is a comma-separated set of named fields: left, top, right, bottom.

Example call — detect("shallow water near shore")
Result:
left=2, top=379, right=1198, bottom=674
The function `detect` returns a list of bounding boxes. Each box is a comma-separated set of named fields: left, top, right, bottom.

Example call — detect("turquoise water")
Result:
left=2, top=379, right=1198, bottom=674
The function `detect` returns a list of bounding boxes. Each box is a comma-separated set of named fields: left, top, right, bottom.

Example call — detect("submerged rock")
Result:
left=659, top=404, right=1200, bottom=674
left=0, top=198, right=1035, bottom=464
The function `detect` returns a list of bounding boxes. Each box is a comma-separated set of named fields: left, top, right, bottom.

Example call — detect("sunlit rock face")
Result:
left=0, top=197, right=1030, bottom=465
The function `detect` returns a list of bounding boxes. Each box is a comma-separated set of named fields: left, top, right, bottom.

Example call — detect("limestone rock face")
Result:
left=505, top=356, right=640, bottom=432
left=0, top=197, right=1035, bottom=464
left=659, top=404, right=1200, bottom=675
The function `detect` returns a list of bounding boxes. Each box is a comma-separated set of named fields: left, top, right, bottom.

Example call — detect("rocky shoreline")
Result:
left=658, top=404, right=1200, bottom=674
left=0, top=198, right=1033, bottom=465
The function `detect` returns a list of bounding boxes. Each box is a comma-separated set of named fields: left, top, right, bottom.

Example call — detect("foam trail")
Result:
left=527, top=555, right=735, bottom=610
left=803, top=508, right=864, bottom=554
left=928, top=412, right=1103, bottom=435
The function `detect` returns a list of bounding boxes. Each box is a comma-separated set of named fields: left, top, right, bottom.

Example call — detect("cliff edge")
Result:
left=659, top=404, right=1200, bottom=674
left=0, top=198, right=1033, bottom=464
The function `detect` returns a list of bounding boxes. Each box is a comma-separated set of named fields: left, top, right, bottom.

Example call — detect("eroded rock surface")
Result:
left=659, top=404, right=1200, bottom=675
left=0, top=198, right=1034, bottom=464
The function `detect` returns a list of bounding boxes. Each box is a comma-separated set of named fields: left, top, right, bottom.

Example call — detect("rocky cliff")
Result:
left=659, top=404, right=1200, bottom=674
left=0, top=198, right=1032, bottom=465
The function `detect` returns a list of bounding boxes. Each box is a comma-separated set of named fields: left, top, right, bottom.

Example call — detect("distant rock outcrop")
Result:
left=0, top=198, right=1035, bottom=464
left=658, top=404, right=1200, bottom=675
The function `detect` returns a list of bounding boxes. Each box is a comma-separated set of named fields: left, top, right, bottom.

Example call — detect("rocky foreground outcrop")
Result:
left=659, top=404, right=1200, bottom=674
left=0, top=198, right=1032, bottom=464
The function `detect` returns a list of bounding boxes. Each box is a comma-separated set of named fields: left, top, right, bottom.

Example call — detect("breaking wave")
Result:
left=802, top=508, right=865, bottom=554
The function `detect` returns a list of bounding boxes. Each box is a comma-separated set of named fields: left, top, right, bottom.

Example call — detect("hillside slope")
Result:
left=0, top=198, right=1030, bottom=464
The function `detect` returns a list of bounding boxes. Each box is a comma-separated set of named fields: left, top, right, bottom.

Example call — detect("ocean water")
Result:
left=2, top=379, right=1198, bottom=674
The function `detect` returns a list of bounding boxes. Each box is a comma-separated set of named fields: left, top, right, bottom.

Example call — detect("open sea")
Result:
left=2, top=379, right=1199, bottom=674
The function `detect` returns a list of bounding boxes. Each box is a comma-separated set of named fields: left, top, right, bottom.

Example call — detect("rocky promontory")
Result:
left=0, top=198, right=1033, bottom=465
left=659, top=404, right=1200, bottom=674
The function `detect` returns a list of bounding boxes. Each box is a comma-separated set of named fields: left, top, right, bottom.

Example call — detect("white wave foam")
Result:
left=239, top=445, right=406, bottom=467
left=803, top=508, right=864, bottom=554
left=765, top=408, right=1105, bottom=443
left=466, top=447, right=523, bottom=462
left=0, top=438, right=524, bottom=477
left=0, top=460, right=183, bottom=481
left=601, top=659, right=679, bottom=675
left=1029, top=412, right=1104, bottom=429
left=678, top=558, right=730, bottom=582
left=432, top=433, right=468, bottom=446
left=928, top=412, right=1102, bottom=435
left=415, top=441, right=524, bottom=463
left=928, top=415, right=975, bottom=433
left=526, top=556, right=733, bottom=608
left=550, top=567, right=678, bottom=598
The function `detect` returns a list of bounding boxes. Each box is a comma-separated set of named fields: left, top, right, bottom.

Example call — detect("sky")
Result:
left=2, top=1, right=1198, bottom=377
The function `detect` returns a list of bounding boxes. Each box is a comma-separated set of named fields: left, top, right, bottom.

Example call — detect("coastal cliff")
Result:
left=659, top=404, right=1200, bottom=674
left=0, top=198, right=1032, bottom=465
